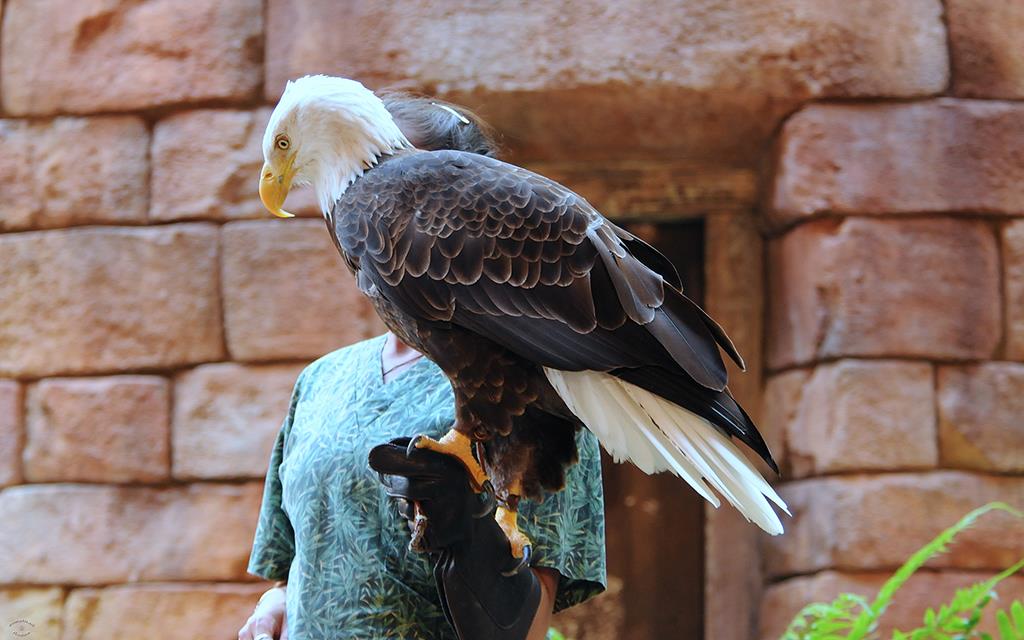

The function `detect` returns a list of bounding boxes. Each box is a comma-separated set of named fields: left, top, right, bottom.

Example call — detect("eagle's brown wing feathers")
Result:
left=336, top=150, right=731, bottom=388
left=334, top=150, right=775, bottom=473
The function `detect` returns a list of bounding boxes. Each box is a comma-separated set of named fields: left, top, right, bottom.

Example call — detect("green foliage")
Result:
left=780, top=502, right=1024, bottom=640
left=992, top=601, right=1024, bottom=640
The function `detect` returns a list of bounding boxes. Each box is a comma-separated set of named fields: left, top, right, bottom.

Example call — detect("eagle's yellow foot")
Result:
left=496, top=504, right=533, bottom=575
left=409, top=429, right=489, bottom=490
left=408, top=429, right=495, bottom=518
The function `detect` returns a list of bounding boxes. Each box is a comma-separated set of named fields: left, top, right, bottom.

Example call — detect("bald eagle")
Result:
left=259, top=75, right=787, bottom=568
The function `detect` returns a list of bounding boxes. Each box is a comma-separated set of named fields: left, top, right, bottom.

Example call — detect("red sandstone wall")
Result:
left=758, top=9, right=1024, bottom=634
left=0, top=1, right=1021, bottom=638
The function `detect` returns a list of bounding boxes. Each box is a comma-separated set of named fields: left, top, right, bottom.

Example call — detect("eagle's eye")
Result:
left=276, top=135, right=290, bottom=150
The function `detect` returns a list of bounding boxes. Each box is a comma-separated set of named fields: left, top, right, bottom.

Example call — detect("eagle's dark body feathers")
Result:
left=332, top=150, right=775, bottom=500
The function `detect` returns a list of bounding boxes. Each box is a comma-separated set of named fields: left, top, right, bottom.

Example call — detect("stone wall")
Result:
left=0, top=2, right=384, bottom=637
left=758, top=8, right=1024, bottom=635
left=0, top=1, right=1021, bottom=639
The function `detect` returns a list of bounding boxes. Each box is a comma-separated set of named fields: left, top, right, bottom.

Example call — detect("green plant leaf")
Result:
left=779, top=502, right=1023, bottom=640
left=993, top=600, right=1024, bottom=640
left=998, top=610, right=1015, bottom=640
left=846, top=502, right=1022, bottom=639
left=893, top=559, right=1023, bottom=639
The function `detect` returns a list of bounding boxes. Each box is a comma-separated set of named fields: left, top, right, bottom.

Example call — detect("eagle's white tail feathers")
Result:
left=544, top=368, right=789, bottom=535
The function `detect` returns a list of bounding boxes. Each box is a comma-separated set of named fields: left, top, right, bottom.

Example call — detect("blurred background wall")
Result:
left=0, top=1, right=1022, bottom=639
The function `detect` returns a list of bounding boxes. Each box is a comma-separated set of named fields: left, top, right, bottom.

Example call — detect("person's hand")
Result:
left=238, top=585, right=288, bottom=640
left=368, top=437, right=487, bottom=552
left=369, top=437, right=542, bottom=640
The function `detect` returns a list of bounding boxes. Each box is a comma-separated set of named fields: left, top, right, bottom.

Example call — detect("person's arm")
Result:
left=526, top=568, right=558, bottom=640
left=248, top=369, right=304, bottom=582
left=243, top=371, right=304, bottom=640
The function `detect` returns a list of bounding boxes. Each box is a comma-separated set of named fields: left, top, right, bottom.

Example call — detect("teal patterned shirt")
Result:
left=248, top=335, right=607, bottom=639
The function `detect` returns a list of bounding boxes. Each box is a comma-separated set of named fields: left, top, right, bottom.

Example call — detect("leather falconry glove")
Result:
left=368, top=438, right=541, bottom=640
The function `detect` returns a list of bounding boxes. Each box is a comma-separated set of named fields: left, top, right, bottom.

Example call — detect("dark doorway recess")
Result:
left=601, top=218, right=706, bottom=640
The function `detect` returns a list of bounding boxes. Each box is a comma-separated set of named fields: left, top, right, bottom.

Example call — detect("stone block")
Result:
left=767, top=218, right=1000, bottom=369
left=771, top=101, right=1024, bottom=225
left=529, top=161, right=757, bottom=220
left=0, top=225, right=224, bottom=377
left=24, top=376, right=170, bottom=483
left=938, top=364, right=1024, bottom=473
left=1002, top=220, right=1024, bottom=360
left=0, top=588, right=63, bottom=640
left=268, top=0, right=948, bottom=98
left=62, top=583, right=267, bottom=640
left=0, top=117, right=149, bottom=231
left=221, top=220, right=384, bottom=361
left=173, top=363, right=304, bottom=479
left=948, top=0, right=1024, bottom=98
left=0, top=484, right=263, bottom=585
left=765, top=472, right=1024, bottom=578
left=784, top=360, right=937, bottom=477
left=761, top=370, right=810, bottom=477
left=1, top=0, right=263, bottom=115
left=0, top=381, right=22, bottom=488
left=266, top=0, right=946, bottom=164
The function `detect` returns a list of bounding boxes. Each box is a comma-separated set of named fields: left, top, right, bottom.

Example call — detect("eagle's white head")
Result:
left=259, top=75, right=412, bottom=219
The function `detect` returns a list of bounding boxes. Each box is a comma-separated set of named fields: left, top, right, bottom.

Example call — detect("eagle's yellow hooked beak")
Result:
left=259, top=157, right=296, bottom=218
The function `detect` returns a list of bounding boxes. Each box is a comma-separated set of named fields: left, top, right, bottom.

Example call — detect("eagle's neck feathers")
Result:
left=305, top=112, right=412, bottom=219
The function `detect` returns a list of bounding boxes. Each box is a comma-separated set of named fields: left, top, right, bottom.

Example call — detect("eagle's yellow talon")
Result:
left=495, top=505, right=532, bottom=561
left=412, top=429, right=490, bottom=492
